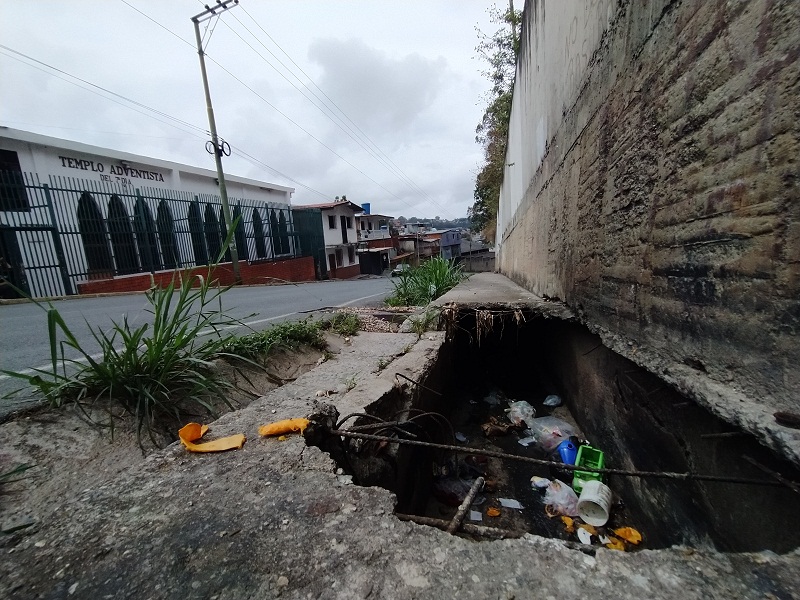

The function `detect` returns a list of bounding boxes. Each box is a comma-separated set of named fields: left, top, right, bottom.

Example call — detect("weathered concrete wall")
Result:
left=497, top=0, right=800, bottom=413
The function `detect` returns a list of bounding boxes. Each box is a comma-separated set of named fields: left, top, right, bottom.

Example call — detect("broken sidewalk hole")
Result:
left=305, top=307, right=800, bottom=553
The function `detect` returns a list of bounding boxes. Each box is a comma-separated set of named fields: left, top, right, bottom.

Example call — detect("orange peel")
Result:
left=605, top=535, right=626, bottom=551
left=259, top=418, right=310, bottom=437
left=486, top=507, right=501, bottom=517
left=178, top=422, right=245, bottom=453
left=561, top=516, right=575, bottom=533
left=613, top=527, right=642, bottom=545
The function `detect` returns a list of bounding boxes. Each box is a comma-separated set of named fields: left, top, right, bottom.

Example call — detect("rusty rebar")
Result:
left=742, top=455, right=800, bottom=496
left=328, top=429, right=785, bottom=487
left=395, top=513, right=520, bottom=539
left=447, top=476, right=485, bottom=534
left=394, top=372, right=442, bottom=396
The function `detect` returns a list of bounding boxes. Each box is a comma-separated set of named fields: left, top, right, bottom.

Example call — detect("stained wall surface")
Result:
left=497, top=0, right=799, bottom=413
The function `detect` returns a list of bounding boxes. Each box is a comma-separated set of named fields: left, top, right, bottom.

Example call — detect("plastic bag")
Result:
left=544, top=394, right=562, bottom=407
left=526, top=416, right=577, bottom=452
left=505, top=401, right=536, bottom=427
left=543, top=479, right=579, bottom=516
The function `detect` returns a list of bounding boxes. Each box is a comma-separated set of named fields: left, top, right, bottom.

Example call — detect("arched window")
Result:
left=252, top=208, right=267, bottom=259
left=77, top=192, right=113, bottom=274
left=269, top=209, right=280, bottom=256
left=134, top=196, right=161, bottom=272
left=156, top=200, right=179, bottom=270
left=278, top=210, right=290, bottom=255
left=233, top=204, right=248, bottom=261
left=218, top=207, right=231, bottom=263
left=108, top=195, right=139, bottom=275
left=188, top=200, right=208, bottom=266
left=204, top=203, right=222, bottom=262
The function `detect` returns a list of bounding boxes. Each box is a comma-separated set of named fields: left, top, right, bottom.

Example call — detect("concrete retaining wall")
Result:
left=497, top=0, right=800, bottom=413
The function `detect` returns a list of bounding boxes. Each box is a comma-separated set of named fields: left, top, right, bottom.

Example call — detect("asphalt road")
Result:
left=0, top=277, right=395, bottom=414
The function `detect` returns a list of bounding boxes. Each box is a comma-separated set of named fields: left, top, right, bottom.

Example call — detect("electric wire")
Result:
left=0, top=48, right=210, bottom=142
left=0, top=45, right=210, bottom=138
left=124, top=0, right=457, bottom=217
left=218, top=15, right=404, bottom=181
left=203, top=53, right=416, bottom=205
left=328, top=429, right=786, bottom=488
left=0, top=43, right=331, bottom=199
left=237, top=4, right=452, bottom=216
left=224, top=10, right=445, bottom=212
left=190, top=0, right=455, bottom=217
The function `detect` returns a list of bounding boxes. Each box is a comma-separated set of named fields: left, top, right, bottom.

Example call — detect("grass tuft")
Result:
left=222, top=319, right=326, bottom=362
left=385, top=257, right=465, bottom=306
left=321, top=312, right=361, bottom=336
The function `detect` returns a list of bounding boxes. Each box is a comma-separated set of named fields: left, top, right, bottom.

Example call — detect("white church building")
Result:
left=0, top=127, right=306, bottom=298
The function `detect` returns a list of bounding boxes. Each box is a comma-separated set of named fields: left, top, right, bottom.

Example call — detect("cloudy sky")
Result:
left=0, top=1, right=500, bottom=220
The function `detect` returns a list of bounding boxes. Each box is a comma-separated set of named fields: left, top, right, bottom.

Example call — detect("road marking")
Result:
left=334, top=291, right=388, bottom=307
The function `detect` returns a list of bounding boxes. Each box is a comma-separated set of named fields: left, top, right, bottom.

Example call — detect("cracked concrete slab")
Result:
left=436, top=273, right=800, bottom=468
left=1, top=324, right=798, bottom=599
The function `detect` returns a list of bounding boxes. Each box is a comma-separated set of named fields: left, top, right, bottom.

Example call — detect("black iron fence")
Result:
left=0, top=171, right=300, bottom=299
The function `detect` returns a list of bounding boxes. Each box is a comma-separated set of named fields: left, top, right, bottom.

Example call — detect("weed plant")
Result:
left=322, top=312, right=360, bottom=336
left=222, top=319, right=326, bottom=361
left=1, top=223, right=288, bottom=446
left=3, top=272, right=256, bottom=447
left=385, top=257, right=465, bottom=306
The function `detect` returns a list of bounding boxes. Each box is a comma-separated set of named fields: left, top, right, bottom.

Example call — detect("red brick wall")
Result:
left=364, top=238, right=396, bottom=250
left=329, top=264, right=361, bottom=280
left=77, top=257, right=316, bottom=294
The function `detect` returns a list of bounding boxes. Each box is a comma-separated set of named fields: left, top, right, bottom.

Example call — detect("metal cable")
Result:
left=327, top=429, right=785, bottom=488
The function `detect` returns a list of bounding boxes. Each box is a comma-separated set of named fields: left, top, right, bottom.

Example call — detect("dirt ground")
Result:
left=0, top=345, right=324, bottom=535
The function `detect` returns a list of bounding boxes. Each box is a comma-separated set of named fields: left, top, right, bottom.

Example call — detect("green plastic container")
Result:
left=572, top=445, right=605, bottom=494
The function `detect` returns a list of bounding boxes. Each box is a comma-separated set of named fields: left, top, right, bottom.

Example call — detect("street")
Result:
left=0, top=277, right=395, bottom=414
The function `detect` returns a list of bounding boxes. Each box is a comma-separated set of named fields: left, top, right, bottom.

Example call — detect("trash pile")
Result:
left=429, top=388, right=643, bottom=550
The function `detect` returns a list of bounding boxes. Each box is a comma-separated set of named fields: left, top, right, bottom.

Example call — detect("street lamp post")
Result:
left=191, top=0, right=241, bottom=283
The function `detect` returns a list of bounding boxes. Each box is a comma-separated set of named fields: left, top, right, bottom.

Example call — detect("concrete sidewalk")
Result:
left=1, top=289, right=798, bottom=598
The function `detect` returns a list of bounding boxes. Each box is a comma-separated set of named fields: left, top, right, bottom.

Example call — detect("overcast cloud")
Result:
left=0, top=1, right=498, bottom=219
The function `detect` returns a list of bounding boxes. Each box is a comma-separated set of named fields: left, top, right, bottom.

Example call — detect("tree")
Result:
left=469, top=3, right=521, bottom=242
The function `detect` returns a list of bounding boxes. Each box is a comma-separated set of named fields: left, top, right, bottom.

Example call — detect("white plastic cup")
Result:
left=577, top=480, right=613, bottom=526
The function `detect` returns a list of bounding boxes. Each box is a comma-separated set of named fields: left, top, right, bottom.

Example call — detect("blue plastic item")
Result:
left=557, top=440, right=578, bottom=465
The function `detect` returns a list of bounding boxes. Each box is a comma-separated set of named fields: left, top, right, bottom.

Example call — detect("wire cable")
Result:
left=237, top=5, right=452, bottom=216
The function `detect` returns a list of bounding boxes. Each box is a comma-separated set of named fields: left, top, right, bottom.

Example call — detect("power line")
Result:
left=235, top=5, right=455, bottom=217
left=0, top=47, right=210, bottom=141
left=203, top=53, right=416, bottom=206
left=0, top=45, right=323, bottom=197
left=117, top=0, right=455, bottom=216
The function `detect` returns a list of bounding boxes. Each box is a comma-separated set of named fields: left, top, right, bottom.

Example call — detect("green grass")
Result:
left=222, top=318, right=326, bottom=361
left=385, top=257, right=465, bottom=306
left=0, top=464, right=34, bottom=487
left=409, top=309, right=440, bottom=337
left=321, top=312, right=360, bottom=336
left=3, top=270, right=259, bottom=447
left=2, top=221, right=268, bottom=447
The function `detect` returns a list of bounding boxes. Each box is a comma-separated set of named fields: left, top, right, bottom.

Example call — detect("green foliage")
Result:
left=223, top=319, right=326, bottom=361
left=470, top=4, right=522, bottom=240
left=409, top=309, right=440, bottom=337
left=322, top=312, right=361, bottom=336
left=385, top=257, right=465, bottom=307
left=0, top=464, right=34, bottom=487
left=3, top=272, right=255, bottom=447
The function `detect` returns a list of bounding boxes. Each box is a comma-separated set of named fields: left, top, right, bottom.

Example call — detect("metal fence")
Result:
left=0, top=171, right=300, bottom=299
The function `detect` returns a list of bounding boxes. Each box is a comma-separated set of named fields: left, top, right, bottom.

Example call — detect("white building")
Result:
left=292, top=199, right=362, bottom=279
left=0, top=128, right=299, bottom=298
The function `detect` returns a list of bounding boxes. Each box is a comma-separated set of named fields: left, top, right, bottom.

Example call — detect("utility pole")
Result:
left=191, top=0, right=241, bottom=283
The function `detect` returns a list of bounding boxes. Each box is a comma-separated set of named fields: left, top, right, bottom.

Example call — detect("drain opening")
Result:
left=308, top=307, right=800, bottom=553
